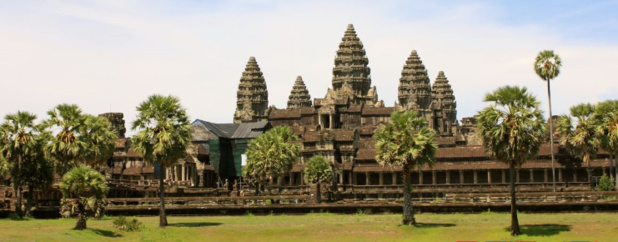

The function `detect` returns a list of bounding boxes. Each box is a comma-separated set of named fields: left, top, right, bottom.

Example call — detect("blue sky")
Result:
left=0, top=0, right=616, bottom=134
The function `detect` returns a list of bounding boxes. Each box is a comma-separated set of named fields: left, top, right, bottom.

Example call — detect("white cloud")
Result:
left=0, top=0, right=616, bottom=135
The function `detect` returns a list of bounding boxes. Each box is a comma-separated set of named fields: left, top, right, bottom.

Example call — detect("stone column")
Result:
left=432, top=171, right=437, bottom=185
left=558, top=169, right=563, bottom=182
left=364, top=172, right=369, bottom=185
left=419, top=171, right=424, bottom=185
left=339, top=172, right=344, bottom=185
left=530, top=169, right=534, bottom=183
left=349, top=171, right=353, bottom=185
left=544, top=169, right=548, bottom=183
left=329, top=115, right=333, bottom=129
left=502, top=170, right=506, bottom=183
left=379, top=172, right=384, bottom=186
left=446, top=171, right=451, bottom=184
left=392, top=172, right=397, bottom=185
left=473, top=170, right=478, bottom=184
left=487, top=170, right=492, bottom=184
left=459, top=170, right=464, bottom=184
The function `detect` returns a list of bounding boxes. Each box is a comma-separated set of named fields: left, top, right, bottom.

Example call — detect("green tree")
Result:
left=79, top=115, right=117, bottom=166
left=595, top=100, right=618, bottom=188
left=556, top=103, right=603, bottom=190
left=43, top=104, right=85, bottom=174
left=374, top=111, right=437, bottom=226
left=60, top=165, right=108, bottom=230
left=477, top=86, right=545, bottom=236
left=0, top=111, right=48, bottom=218
left=534, top=50, right=562, bottom=192
left=44, top=104, right=117, bottom=175
left=131, top=95, right=191, bottom=227
left=245, top=126, right=300, bottom=194
left=304, top=156, right=334, bottom=204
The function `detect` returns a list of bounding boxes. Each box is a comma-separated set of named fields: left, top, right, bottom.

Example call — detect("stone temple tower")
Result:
left=287, top=76, right=312, bottom=109
left=233, top=56, right=269, bottom=123
left=430, top=71, right=457, bottom=135
left=331, top=24, right=377, bottom=105
left=398, top=50, right=432, bottom=116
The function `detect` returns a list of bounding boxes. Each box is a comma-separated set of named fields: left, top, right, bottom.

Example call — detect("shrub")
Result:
left=112, top=216, right=144, bottom=232
left=597, top=174, right=616, bottom=191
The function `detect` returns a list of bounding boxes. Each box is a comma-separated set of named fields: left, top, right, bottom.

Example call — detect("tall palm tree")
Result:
left=245, top=125, right=300, bottom=194
left=60, top=165, right=108, bottom=230
left=374, top=111, right=437, bottom=226
left=556, top=103, right=603, bottom=190
left=596, top=100, right=618, bottom=188
left=0, top=111, right=41, bottom=217
left=477, top=86, right=545, bottom=236
left=534, top=50, right=562, bottom=192
left=44, top=104, right=87, bottom=175
left=304, top=155, right=333, bottom=204
left=131, top=95, right=191, bottom=227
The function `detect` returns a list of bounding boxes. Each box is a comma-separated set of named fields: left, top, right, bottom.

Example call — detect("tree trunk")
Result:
left=316, top=181, right=321, bottom=204
left=547, top=78, right=557, bottom=192
left=75, top=201, right=87, bottom=230
left=15, top=155, right=22, bottom=218
left=159, top=163, right=168, bottom=227
left=587, top=155, right=593, bottom=190
left=402, top=165, right=415, bottom=225
left=614, top=152, right=618, bottom=190
left=610, top=154, right=614, bottom=180
left=509, top=162, right=520, bottom=236
left=25, top=185, right=33, bottom=217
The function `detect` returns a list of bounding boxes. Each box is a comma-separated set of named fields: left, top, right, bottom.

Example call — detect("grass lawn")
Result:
left=0, top=212, right=617, bottom=241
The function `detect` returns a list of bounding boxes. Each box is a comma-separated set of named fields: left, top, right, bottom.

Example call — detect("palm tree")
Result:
left=44, top=105, right=117, bottom=174
left=374, top=111, right=437, bottom=226
left=596, top=100, right=618, bottom=188
left=245, top=126, right=300, bottom=194
left=60, top=165, right=108, bottom=230
left=131, top=95, right=191, bottom=227
left=0, top=111, right=44, bottom=217
left=477, top=86, right=545, bottom=236
left=556, top=103, right=603, bottom=190
left=44, top=104, right=87, bottom=175
left=304, top=156, right=334, bottom=204
left=79, top=115, right=117, bottom=166
left=534, top=50, right=562, bottom=192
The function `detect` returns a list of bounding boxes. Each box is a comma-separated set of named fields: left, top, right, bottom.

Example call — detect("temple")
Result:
left=101, top=24, right=613, bottom=194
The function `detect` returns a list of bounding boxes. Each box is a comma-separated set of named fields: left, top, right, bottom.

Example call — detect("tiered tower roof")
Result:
left=431, top=71, right=456, bottom=110
left=287, top=76, right=312, bottom=109
left=332, top=24, right=372, bottom=99
left=398, top=50, right=431, bottom=110
left=233, top=56, right=269, bottom=123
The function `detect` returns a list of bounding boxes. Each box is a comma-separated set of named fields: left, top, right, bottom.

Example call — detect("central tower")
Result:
left=331, top=24, right=376, bottom=105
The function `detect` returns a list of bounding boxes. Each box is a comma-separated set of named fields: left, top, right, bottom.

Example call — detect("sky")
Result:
left=1, top=0, right=617, bottom=135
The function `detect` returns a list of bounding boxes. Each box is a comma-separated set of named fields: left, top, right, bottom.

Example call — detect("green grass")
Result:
left=0, top=212, right=616, bottom=241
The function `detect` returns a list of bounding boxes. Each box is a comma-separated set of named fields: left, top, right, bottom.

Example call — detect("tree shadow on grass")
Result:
left=398, top=223, right=456, bottom=228
left=504, top=224, right=571, bottom=236
left=88, top=228, right=123, bottom=238
left=168, top=222, right=222, bottom=228
left=414, top=223, right=456, bottom=228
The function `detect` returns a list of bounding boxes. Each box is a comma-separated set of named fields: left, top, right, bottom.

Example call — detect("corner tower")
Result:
left=398, top=50, right=432, bottom=114
left=233, top=56, right=269, bottom=123
left=430, top=71, right=457, bottom=135
left=331, top=24, right=374, bottom=104
left=287, top=76, right=312, bottom=109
